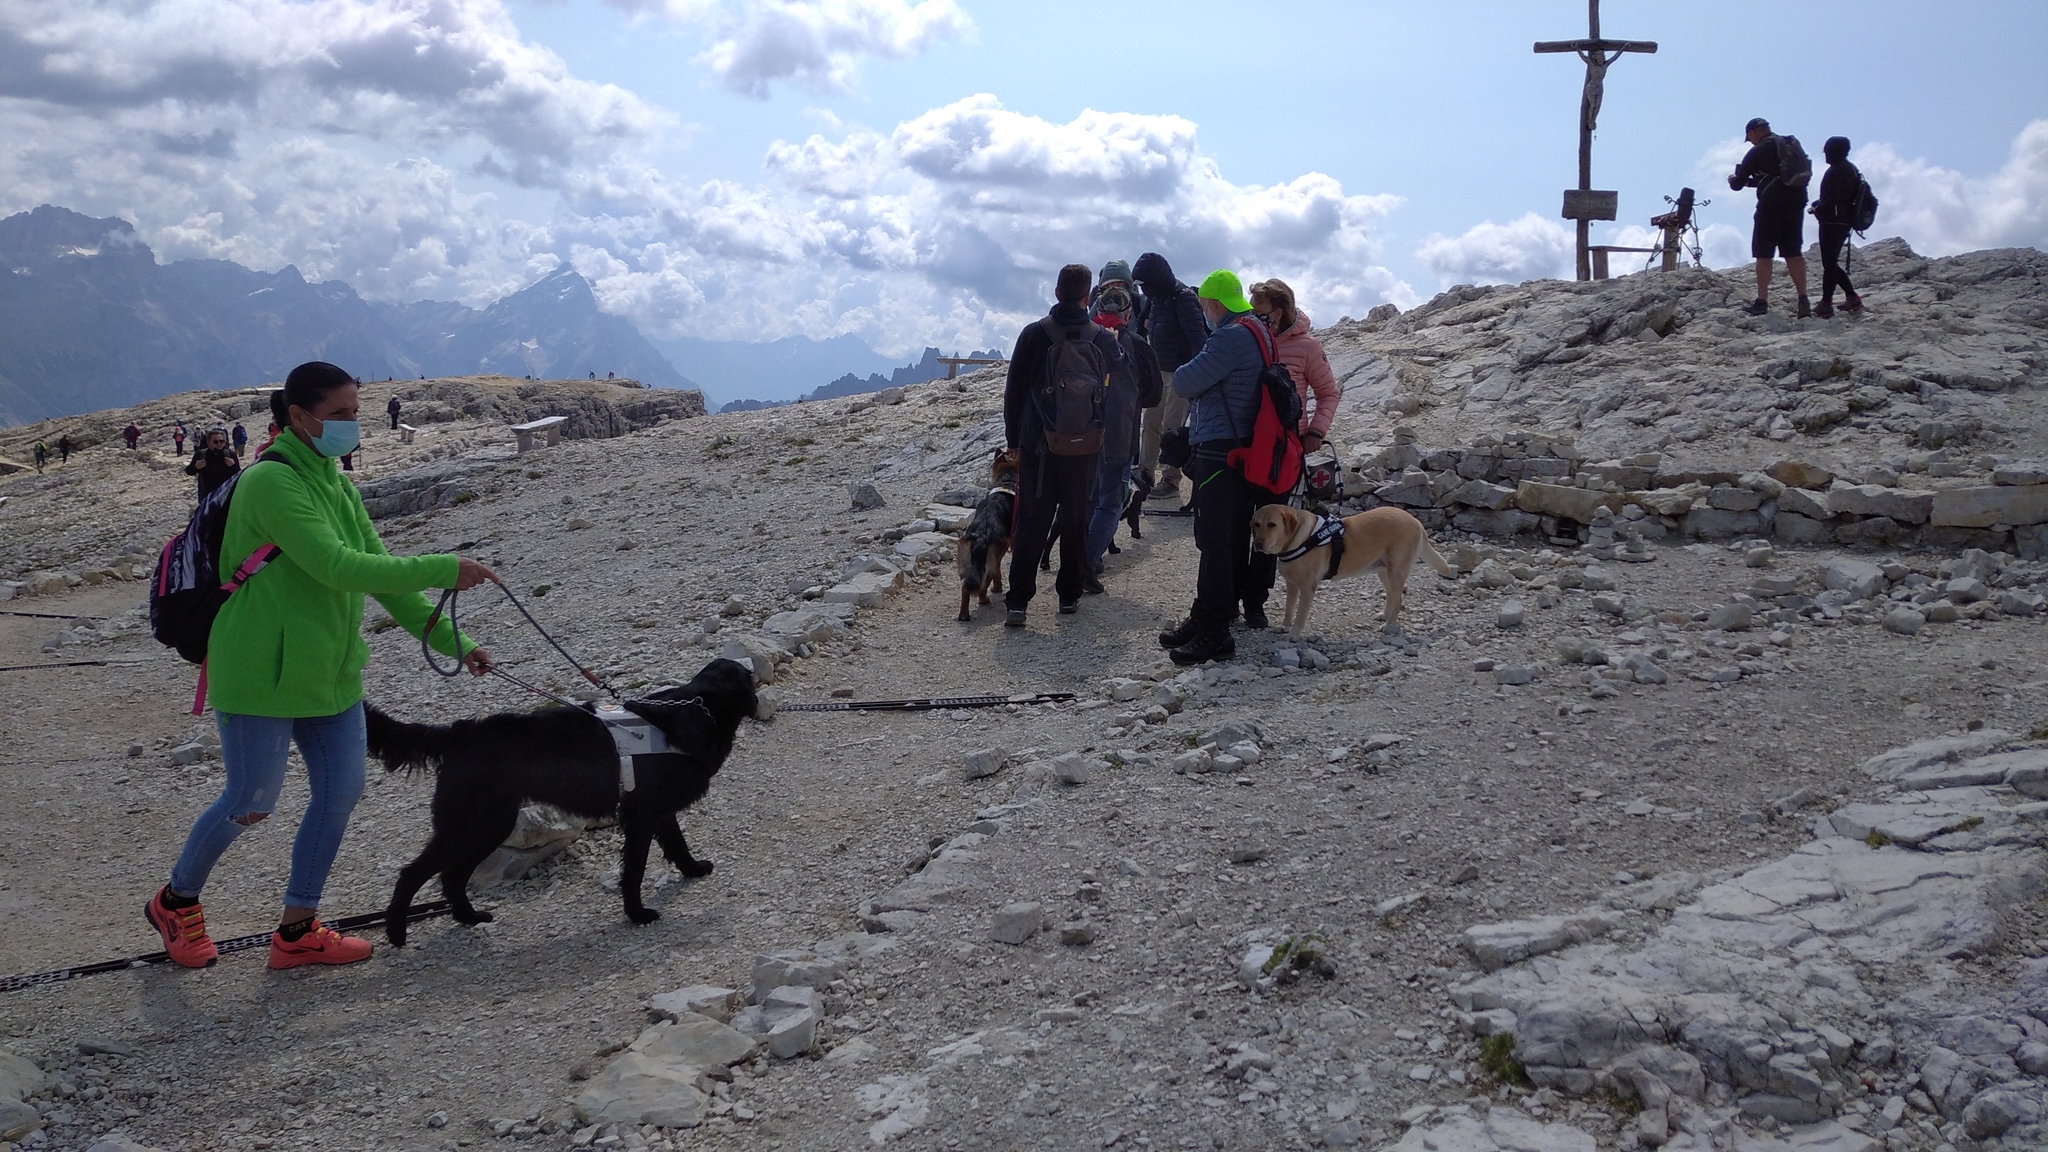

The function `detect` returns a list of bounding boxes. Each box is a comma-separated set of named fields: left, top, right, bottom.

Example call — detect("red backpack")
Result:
left=1225, top=317, right=1305, bottom=495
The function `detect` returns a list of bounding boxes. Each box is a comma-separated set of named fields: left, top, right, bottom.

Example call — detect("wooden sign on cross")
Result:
left=1535, top=0, right=1656, bottom=281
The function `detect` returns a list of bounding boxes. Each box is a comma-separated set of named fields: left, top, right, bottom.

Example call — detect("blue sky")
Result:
left=3, top=0, right=2043, bottom=360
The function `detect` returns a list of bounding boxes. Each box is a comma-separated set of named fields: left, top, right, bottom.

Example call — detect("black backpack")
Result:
left=149, top=452, right=284, bottom=666
left=1034, top=317, right=1109, bottom=456
left=1849, top=176, right=1879, bottom=233
left=1772, top=134, right=1812, bottom=192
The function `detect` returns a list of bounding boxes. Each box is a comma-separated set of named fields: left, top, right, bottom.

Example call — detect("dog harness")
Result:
left=595, top=702, right=669, bottom=794
left=1275, top=515, right=1347, bottom=581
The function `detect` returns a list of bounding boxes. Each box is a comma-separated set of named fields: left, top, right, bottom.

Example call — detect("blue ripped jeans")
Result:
left=169, top=703, right=366, bottom=909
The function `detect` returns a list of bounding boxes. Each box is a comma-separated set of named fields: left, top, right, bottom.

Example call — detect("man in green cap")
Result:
left=1156, top=269, right=1271, bottom=664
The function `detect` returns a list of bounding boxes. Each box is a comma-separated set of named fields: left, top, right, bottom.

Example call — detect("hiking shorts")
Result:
left=1752, top=199, right=1805, bottom=260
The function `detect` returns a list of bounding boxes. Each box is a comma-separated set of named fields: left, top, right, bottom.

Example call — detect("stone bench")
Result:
left=512, top=415, right=569, bottom=452
left=398, top=422, right=418, bottom=444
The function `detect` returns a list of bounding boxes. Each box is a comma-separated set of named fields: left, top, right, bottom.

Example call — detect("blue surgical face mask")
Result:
left=309, top=418, right=360, bottom=458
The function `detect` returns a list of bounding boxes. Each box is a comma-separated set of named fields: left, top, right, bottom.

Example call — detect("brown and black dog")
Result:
left=1250, top=504, right=1454, bottom=638
left=956, top=447, right=1020, bottom=620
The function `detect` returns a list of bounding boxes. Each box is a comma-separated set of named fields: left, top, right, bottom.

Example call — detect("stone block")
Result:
left=1682, top=507, right=1763, bottom=539
left=1706, top=486, right=1761, bottom=511
left=1930, top=484, right=2048, bottom=528
left=1774, top=511, right=1831, bottom=544
left=1820, top=559, right=1886, bottom=599
left=1449, top=480, right=1516, bottom=510
left=1766, top=459, right=1834, bottom=489
left=1514, top=481, right=1618, bottom=524
left=1461, top=912, right=1617, bottom=971
left=646, top=986, right=742, bottom=1024
left=1829, top=484, right=1935, bottom=524
left=1776, top=486, right=1831, bottom=520
left=991, top=901, right=1044, bottom=945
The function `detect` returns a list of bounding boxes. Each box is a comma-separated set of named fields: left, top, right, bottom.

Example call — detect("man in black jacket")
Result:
left=1728, top=117, right=1812, bottom=318
left=1003, top=264, right=1125, bottom=626
left=1810, top=137, right=1865, bottom=319
left=1132, top=252, right=1211, bottom=499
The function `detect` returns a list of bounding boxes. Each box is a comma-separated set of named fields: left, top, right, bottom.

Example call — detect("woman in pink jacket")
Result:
left=1250, top=279, right=1340, bottom=455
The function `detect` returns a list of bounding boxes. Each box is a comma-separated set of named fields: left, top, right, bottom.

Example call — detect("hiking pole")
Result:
left=1, top=901, right=452, bottom=994
left=779, top=692, right=1075, bottom=714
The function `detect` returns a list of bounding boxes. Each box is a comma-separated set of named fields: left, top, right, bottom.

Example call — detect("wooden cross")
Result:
left=1535, top=0, right=1656, bottom=280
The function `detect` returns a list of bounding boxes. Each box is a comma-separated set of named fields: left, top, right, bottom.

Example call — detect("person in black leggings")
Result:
left=1811, top=136, right=1865, bottom=319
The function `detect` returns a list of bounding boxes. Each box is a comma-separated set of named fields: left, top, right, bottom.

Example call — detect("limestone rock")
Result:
left=1930, top=483, right=2048, bottom=528
left=571, top=1053, right=709, bottom=1128
left=749, top=951, right=845, bottom=1003
left=962, top=747, right=1006, bottom=781
left=848, top=481, right=885, bottom=510
left=991, top=901, right=1044, bottom=945
left=1766, top=459, right=1834, bottom=490
left=1461, top=912, right=1618, bottom=971
left=646, top=986, right=741, bottom=1024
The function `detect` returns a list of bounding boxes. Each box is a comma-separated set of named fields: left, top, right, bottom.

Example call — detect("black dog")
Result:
left=364, top=658, right=758, bottom=943
left=957, top=447, right=1019, bottom=619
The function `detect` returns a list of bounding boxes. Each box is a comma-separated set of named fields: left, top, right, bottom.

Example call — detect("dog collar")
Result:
left=1275, top=515, right=1344, bottom=564
left=987, top=486, right=1016, bottom=497
left=596, top=702, right=669, bottom=793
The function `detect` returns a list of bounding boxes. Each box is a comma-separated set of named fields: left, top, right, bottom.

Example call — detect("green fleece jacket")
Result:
left=207, top=431, right=470, bottom=717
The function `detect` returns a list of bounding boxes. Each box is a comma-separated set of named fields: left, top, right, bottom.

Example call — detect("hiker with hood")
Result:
left=58, top=434, right=73, bottom=464
left=1083, top=260, right=1163, bottom=584
left=1728, top=117, right=1813, bottom=317
left=1001, top=264, right=1124, bottom=625
left=33, top=440, right=48, bottom=473
left=186, top=427, right=241, bottom=502
left=1810, top=137, right=1866, bottom=319
left=387, top=394, right=403, bottom=430
left=1157, top=270, right=1269, bottom=666
left=123, top=422, right=141, bottom=450
left=1132, top=253, right=1213, bottom=501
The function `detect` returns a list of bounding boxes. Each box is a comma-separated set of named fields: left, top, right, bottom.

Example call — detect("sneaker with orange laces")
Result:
left=267, top=920, right=373, bottom=969
left=145, top=887, right=219, bottom=968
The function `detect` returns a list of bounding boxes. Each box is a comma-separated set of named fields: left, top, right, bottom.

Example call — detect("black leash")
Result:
left=780, top=692, right=1075, bottom=714
left=423, top=581, right=618, bottom=700
left=0, top=609, right=107, bottom=621
left=0, top=659, right=149, bottom=673
left=1, top=901, right=452, bottom=994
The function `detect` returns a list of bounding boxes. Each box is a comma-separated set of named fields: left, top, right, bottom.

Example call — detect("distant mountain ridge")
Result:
left=0, top=204, right=985, bottom=426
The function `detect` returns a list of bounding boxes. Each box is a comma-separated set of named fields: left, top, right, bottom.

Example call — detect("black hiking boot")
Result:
left=1240, top=603, right=1269, bottom=630
left=1813, top=300, right=1835, bottom=319
left=1081, top=575, right=1105, bottom=595
left=1004, top=609, right=1027, bottom=628
left=1742, top=298, right=1769, bottom=316
left=1158, top=617, right=1199, bottom=649
left=1796, top=296, right=1813, bottom=319
left=1169, top=629, right=1236, bottom=666
left=1842, top=294, right=1864, bottom=314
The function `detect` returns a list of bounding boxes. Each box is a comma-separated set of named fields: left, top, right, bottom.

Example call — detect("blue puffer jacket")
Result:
left=1172, top=313, right=1264, bottom=447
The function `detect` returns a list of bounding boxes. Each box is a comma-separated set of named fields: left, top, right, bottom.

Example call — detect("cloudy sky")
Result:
left=3, top=0, right=2043, bottom=359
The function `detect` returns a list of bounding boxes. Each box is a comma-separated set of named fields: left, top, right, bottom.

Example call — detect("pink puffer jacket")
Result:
left=1272, top=311, right=1340, bottom=439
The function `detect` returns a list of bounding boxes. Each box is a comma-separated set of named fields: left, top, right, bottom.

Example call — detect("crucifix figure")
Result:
left=1536, top=0, right=1656, bottom=280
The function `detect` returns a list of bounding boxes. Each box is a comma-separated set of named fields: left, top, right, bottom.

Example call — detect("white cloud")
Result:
left=0, top=0, right=666, bottom=185
left=1415, top=213, right=1574, bottom=287
left=622, top=0, right=970, bottom=98
left=1849, top=120, right=2048, bottom=255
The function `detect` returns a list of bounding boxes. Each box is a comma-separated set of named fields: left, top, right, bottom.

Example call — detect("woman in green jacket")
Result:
left=146, top=361, right=496, bottom=971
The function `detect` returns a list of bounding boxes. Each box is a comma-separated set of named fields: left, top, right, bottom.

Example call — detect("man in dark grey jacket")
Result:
left=1133, top=252, right=1212, bottom=500
left=1157, top=269, right=1267, bottom=665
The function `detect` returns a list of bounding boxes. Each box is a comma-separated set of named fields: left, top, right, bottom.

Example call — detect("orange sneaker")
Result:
left=267, top=920, right=373, bottom=969
left=145, top=888, right=219, bottom=968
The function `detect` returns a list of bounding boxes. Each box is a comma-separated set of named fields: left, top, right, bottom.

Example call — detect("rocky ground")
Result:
left=1, top=244, right=2045, bottom=1152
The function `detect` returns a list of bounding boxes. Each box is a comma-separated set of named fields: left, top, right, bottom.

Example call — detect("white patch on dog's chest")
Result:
left=595, top=703, right=670, bottom=793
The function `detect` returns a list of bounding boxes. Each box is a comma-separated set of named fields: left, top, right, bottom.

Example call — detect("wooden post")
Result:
left=1536, top=0, right=1656, bottom=281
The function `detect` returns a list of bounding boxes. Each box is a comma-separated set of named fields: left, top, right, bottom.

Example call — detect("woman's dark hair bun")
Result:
left=268, top=389, right=290, bottom=427
left=282, top=361, right=358, bottom=415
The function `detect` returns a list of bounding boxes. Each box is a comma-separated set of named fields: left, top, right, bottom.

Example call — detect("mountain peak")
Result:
left=0, top=204, right=153, bottom=269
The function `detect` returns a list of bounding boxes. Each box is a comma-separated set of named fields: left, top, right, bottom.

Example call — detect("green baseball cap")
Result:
left=1197, top=269, right=1250, bottom=314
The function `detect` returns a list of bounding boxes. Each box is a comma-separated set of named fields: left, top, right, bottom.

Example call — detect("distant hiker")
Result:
left=123, top=423, right=141, bottom=450
left=186, top=428, right=241, bottom=502
left=173, top=425, right=187, bottom=455
left=1728, top=117, right=1813, bottom=317
left=386, top=394, right=402, bottom=430
left=1811, top=136, right=1867, bottom=319
left=145, top=360, right=495, bottom=972
left=588, top=371, right=597, bottom=380
left=1133, top=253, right=1213, bottom=501
left=58, top=434, right=72, bottom=464
left=232, top=423, right=248, bottom=455
left=1250, top=280, right=1339, bottom=455
left=33, top=440, right=48, bottom=473
left=1084, top=261, right=1163, bottom=582
left=1002, top=263, right=1124, bottom=625
left=607, top=371, right=615, bottom=380
left=1157, top=270, right=1269, bottom=666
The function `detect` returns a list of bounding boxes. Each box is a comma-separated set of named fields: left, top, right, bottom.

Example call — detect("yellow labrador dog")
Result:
left=1250, top=505, right=1454, bottom=639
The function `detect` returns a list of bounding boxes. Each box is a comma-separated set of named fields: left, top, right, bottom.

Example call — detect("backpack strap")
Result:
left=1235, top=316, right=1276, bottom=366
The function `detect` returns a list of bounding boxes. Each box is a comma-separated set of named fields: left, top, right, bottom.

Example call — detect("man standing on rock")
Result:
left=1083, top=261, right=1161, bottom=587
left=1002, top=264, right=1123, bottom=626
left=387, top=394, right=402, bottom=430
left=1729, top=117, right=1813, bottom=318
left=1158, top=270, right=1269, bottom=665
left=1133, top=253, right=1212, bottom=502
